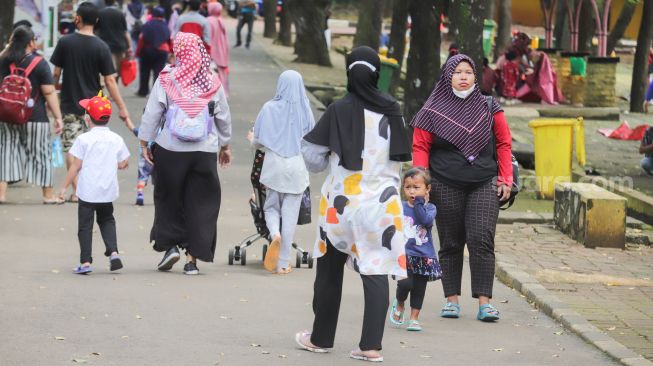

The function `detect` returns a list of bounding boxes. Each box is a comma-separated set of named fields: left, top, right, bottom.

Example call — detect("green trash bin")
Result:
left=570, top=57, right=587, bottom=76
left=377, top=59, right=399, bottom=93
left=483, top=19, right=496, bottom=58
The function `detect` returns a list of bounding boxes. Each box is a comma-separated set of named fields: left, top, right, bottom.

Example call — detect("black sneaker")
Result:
left=157, top=247, right=180, bottom=271
left=183, top=261, right=199, bottom=275
left=110, top=254, right=123, bottom=271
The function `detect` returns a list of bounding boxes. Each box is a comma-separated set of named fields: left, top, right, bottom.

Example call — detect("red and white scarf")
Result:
left=159, top=32, right=221, bottom=118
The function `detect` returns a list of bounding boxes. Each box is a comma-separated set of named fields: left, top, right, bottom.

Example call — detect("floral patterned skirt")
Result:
left=407, top=255, right=442, bottom=282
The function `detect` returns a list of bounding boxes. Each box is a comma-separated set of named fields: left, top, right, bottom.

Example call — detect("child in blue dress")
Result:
left=390, top=167, right=441, bottom=331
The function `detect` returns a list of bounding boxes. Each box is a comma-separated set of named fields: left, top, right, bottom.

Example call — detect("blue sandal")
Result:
left=477, top=304, right=500, bottom=322
left=406, top=320, right=422, bottom=331
left=440, top=302, right=460, bottom=318
left=389, top=299, right=405, bottom=325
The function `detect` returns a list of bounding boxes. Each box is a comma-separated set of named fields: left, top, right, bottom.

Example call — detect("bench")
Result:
left=554, top=182, right=626, bottom=249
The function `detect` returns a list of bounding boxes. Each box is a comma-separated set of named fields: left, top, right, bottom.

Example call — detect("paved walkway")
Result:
left=496, top=223, right=653, bottom=361
left=0, top=19, right=622, bottom=365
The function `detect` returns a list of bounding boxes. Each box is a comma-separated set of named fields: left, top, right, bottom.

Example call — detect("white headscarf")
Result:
left=254, top=70, right=315, bottom=158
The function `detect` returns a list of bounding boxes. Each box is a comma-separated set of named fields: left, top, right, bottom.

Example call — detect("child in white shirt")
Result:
left=58, top=92, right=130, bottom=274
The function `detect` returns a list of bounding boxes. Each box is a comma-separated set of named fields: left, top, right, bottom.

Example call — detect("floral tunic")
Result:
left=313, top=110, right=407, bottom=277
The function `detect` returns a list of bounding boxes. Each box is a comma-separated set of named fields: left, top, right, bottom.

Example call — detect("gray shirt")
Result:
left=138, top=76, right=231, bottom=153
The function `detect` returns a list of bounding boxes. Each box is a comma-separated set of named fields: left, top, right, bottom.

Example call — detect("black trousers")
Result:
left=311, top=240, right=389, bottom=351
left=138, top=48, right=168, bottom=96
left=236, top=12, right=254, bottom=46
left=396, top=272, right=429, bottom=310
left=430, top=178, right=499, bottom=299
left=151, top=146, right=221, bottom=262
left=78, top=199, right=118, bottom=264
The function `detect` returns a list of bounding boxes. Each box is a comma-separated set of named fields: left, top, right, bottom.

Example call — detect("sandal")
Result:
left=406, top=320, right=422, bottom=331
left=388, top=299, right=405, bottom=325
left=66, top=194, right=79, bottom=203
left=276, top=267, right=293, bottom=275
left=350, top=349, right=384, bottom=362
left=294, top=331, right=328, bottom=353
left=440, top=302, right=461, bottom=318
left=477, top=304, right=500, bottom=322
left=43, top=197, right=65, bottom=205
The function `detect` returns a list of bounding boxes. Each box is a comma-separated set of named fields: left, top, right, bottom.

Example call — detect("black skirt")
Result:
left=150, top=146, right=221, bottom=262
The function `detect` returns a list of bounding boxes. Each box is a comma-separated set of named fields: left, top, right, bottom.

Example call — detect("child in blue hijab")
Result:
left=254, top=70, right=315, bottom=274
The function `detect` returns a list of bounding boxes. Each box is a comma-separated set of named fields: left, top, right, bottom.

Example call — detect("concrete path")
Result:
left=0, top=21, right=619, bottom=365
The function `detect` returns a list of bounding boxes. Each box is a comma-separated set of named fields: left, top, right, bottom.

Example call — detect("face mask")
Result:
left=452, top=84, right=475, bottom=99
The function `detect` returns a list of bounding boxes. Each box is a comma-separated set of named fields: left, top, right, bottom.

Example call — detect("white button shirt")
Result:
left=69, top=126, right=131, bottom=203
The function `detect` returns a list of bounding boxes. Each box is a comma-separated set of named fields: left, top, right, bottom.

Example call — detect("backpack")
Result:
left=0, top=56, right=42, bottom=125
left=165, top=99, right=216, bottom=142
left=486, top=96, right=520, bottom=210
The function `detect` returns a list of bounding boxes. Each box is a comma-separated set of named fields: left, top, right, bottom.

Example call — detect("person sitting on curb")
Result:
left=639, top=126, right=653, bottom=175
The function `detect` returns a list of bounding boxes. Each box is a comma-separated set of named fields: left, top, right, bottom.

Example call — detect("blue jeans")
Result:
left=641, top=157, right=653, bottom=175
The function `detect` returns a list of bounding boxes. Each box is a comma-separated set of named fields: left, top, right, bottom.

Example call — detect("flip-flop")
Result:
left=276, top=267, right=293, bottom=275
left=294, top=331, right=328, bottom=353
left=66, top=195, right=79, bottom=203
left=388, top=299, right=405, bottom=325
left=43, top=197, right=65, bottom=205
left=349, top=349, right=384, bottom=362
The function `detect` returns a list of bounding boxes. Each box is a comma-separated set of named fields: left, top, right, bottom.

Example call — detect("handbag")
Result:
left=120, top=59, right=137, bottom=87
left=297, top=187, right=312, bottom=225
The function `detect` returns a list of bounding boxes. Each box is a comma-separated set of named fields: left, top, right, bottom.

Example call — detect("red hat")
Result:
left=79, top=91, right=112, bottom=122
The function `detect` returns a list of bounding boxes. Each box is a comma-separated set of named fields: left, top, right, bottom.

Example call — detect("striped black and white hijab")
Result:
left=411, top=54, right=502, bottom=164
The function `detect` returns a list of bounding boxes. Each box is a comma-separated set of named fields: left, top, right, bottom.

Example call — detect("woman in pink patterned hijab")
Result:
left=207, top=2, right=230, bottom=96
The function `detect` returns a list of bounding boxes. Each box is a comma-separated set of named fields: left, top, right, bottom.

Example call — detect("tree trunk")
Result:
left=353, top=0, right=384, bottom=50
left=263, top=0, right=278, bottom=38
left=494, top=0, right=512, bottom=60
left=486, top=0, right=496, bottom=20
left=578, top=2, right=596, bottom=53
left=0, top=0, right=15, bottom=48
left=630, top=0, right=653, bottom=112
left=449, top=0, right=487, bottom=75
left=286, top=0, right=332, bottom=66
left=404, top=0, right=441, bottom=122
left=553, top=0, right=570, bottom=50
left=276, top=1, right=293, bottom=46
left=606, top=0, right=638, bottom=54
left=388, top=0, right=410, bottom=95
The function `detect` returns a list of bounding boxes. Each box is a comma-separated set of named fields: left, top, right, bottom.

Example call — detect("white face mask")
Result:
left=452, top=84, right=475, bottom=99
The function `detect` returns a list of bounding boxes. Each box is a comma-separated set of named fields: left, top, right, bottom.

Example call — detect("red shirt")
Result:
left=412, top=111, right=513, bottom=187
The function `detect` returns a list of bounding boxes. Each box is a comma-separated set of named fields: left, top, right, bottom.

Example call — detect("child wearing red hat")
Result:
left=58, top=92, right=131, bottom=274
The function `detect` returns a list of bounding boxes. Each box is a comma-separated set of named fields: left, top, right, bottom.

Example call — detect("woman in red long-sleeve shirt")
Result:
left=411, top=54, right=512, bottom=322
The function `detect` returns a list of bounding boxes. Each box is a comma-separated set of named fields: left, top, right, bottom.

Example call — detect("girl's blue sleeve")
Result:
left=413, top=197, right=437, bottom=226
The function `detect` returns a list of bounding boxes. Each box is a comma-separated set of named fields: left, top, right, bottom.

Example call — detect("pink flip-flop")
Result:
left=294, top=331, right=328, bottom=353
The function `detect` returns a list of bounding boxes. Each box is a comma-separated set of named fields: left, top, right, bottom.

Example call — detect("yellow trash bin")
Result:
left=528, top=117, right=585, bottom=199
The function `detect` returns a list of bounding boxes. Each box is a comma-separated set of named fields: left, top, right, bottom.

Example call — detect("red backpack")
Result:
left=0, top=56, right=42, bottom=125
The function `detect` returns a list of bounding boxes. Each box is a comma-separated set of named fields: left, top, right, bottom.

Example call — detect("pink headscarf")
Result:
left=207, top=2, right=229, bottom=68
left=159, top=32, right=221, bottom=117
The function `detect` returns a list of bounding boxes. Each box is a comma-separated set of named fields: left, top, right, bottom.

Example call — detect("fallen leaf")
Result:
left=500, top=300, right=509, bottom=303
left=80, top=316, right=86, bottom=320
left=278, top=354, right=287, bottom=358
left=553, top=354, right=559, bottom=358
left=54, top=336, right=65, bottom=341
left=262, top=351, right=270, bottom=354
left=91, top=352, right=101, bottom=356
left=72, top=359, right=87, bottom=363
left=121, top=336, right=129, bottom=339
left=51, top=269, right=60, bottom=274
left=554, top=331, right=564, bottom=335
left=219, top=315, right=230, bottom=320
left=493, top=348, right=503, bottom=352
left=607, top=326, right=616, bottom=331
left=420, top=355, right=432, bottom=358
left=239, top=298, right=248, bottom=303
left=135, top=315, right=142, bottom=320
left=250, top=343, right=261, bottom=347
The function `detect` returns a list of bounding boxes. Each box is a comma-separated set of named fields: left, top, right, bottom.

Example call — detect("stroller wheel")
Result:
left=241, top=247, right=247, bottom=266
left=262, top=244, right=268, bottom=262
left=295, top=251, right=302, bottom=269
left=307, top=253, right=314, bottom=269
left=228, top=248, right=234, bottom=265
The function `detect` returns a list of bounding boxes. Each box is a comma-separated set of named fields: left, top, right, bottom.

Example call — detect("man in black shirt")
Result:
left=50, top=1, right=134, bottom=201
left=96, top=0, right=132, bottom=76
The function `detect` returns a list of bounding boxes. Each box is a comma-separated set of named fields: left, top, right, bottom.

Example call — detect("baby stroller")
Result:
left=228, top=149, right=313, bottom=268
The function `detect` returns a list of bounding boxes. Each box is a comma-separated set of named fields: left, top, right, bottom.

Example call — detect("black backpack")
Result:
left=486, top=96, right=520, bottom=210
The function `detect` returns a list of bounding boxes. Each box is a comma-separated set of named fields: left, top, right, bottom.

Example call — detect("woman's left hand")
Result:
left=497, top=184, right=511, bottom=202
left=219, top=146, right=232, bottom=168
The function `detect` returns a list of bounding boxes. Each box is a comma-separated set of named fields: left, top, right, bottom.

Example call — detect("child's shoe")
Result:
left=73, top=265, right=92, bottom=275
left=135, top=191, right=144, bottom=206
left=110, top=254, right=123, bottom=271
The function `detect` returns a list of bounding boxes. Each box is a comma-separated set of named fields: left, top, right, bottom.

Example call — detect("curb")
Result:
left=495, top=260, right=653, bottom=366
